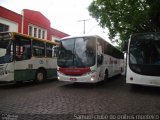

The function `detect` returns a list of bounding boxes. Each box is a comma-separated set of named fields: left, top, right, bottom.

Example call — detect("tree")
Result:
left=88, top=0, right=160, bottom=49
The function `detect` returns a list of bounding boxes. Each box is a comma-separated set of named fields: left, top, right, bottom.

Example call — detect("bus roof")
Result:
left=4, top=32, right=59, bottom=46
left=61, top=34, right=99, bottom=40
left=61, top=34, right=123, bottom=53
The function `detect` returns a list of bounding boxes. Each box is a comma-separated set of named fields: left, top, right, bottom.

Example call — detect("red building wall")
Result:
left=0, top=6, right=22, bottom=33
left=0, top=6, right=69, bottom=40
left=50, top=28, right=69, bottom=38
left=23, top=9, right=51, bottom=40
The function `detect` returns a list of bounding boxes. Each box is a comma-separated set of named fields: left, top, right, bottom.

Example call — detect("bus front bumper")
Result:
left=57, top=72, right=98, bottom=83
left=0, top=73, right=14, bottom=82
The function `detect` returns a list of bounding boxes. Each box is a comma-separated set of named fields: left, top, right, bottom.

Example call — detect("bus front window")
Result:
left=129, top=33, right=160, bottom=76
left=130, top=34, right=160, bottom=65
left=58, top=37, right=96, bottom=67
left=74, top=37, right=96, bottom=67
left=0, top=33, right=12, bottom=64
left=58, top=39, right=74, bottom=67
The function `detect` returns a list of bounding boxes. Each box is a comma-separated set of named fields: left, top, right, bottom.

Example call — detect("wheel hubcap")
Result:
left=37, top=72, right=43, bottom=81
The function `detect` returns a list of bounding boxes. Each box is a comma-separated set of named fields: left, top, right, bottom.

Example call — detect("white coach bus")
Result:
left=125, top=32, right=160, bottom=86
left=57, top=35, right=124, bottom=83
left=0, top=32, right=58, bottom=83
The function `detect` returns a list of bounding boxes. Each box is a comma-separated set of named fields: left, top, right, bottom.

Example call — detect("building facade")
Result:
left=0, top=6, right=69, bottom=42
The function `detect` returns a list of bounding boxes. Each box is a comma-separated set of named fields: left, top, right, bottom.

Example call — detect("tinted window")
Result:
left=0, top=32, right=12, bottom=63
left=15, top=35, right=31, bottom=61
left=33, top=40, right=45, bottom=57
left=58, top=37, right=96, bottom=67
left=104, top=41, right=123, bottom=59
left=46, top=43, right=53, bottom=57
left=129, top=32, right=160, bottom=76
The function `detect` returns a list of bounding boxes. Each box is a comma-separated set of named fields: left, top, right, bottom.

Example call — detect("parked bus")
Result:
left=0, top=32, right=59, bottom=83
left=57, top=35, right=124, bottom=83
left=126, top=32, right=160, bottom=86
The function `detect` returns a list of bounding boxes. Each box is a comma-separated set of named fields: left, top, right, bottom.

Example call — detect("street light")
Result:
left=78, top=19, right=90, bottom=34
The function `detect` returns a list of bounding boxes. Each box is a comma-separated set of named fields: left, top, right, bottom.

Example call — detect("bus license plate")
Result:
left=70, top=78, right=77, bottom=81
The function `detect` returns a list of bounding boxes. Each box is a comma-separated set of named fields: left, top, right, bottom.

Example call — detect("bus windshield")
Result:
left=0, top=33, right=12, bottom=64
left=129, top=33, right=160, bottom=76
left=58, top=37, right=96, bottom=67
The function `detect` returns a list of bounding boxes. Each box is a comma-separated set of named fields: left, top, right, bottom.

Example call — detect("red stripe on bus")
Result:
left=59, top=67, right=91, bottom=75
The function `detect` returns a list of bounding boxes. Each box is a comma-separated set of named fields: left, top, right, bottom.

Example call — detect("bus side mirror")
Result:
left=122, top=41, right=128, bottom=52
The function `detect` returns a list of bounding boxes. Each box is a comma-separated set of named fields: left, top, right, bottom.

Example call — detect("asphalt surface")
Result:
left=0, top=76, right=160, bottom=120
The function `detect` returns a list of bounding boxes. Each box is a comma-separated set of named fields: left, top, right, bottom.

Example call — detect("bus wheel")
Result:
left=35, top=69, right=46, bottom=83
left=16, top=81, right=23, bottom=85
left=104, top=70, right=108, bottom=80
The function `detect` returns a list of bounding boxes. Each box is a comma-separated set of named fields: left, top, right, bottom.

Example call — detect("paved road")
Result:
left=0, top=76, right=160, bottom=119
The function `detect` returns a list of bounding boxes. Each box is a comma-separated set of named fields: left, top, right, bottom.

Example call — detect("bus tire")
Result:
left=104, top=70, right=108, bottom=80
left=35, top=69, right=46, bottom=83
left=16, top=81, right=23, bottom=85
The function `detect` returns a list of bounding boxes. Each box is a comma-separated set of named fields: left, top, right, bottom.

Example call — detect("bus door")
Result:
left=97, top=39, right=105, bottom=81
left=0, top=34, right=14, bottom=81
left=14, top=35, right=32, bottom=81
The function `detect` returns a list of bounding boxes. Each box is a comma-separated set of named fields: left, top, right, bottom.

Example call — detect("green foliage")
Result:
left=88, top=0, right=160, bottom=49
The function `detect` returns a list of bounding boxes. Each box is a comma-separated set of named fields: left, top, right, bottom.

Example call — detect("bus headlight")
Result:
left=91, top=75, right=96, bottom=81
left=91, top=77, right=94, bottom=81
left=58, top=76, right=60, bottom=80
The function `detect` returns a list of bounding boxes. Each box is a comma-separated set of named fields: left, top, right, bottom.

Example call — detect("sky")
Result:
left=0, top=0, right=110, bottom=41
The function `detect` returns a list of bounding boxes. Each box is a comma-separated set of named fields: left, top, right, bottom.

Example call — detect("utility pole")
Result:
left=78, top=19, right=90, bottom=34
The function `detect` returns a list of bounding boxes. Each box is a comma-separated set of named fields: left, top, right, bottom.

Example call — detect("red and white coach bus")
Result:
left=57, top=35, right=124, bottom=83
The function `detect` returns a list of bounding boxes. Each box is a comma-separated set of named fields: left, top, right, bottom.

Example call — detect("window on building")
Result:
left=29, top=26, right=33, bottom=36
left=42, top=30, right=45, bottom=39
left=55, top=39, right=60, bottom=43
left=38, top=29, right=41, bottom=38
left=34, top=28, right=37, bottom=37
left=0, top=23, right=9, bottom=32
left=28, top=25, right=46, bottom=39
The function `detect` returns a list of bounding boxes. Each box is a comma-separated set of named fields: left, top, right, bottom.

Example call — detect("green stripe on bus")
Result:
left=14, top=70, right=36, bottom=81
left=14, top=69, right=57, bottom=81
left=46, top=69, right=57, bottom=78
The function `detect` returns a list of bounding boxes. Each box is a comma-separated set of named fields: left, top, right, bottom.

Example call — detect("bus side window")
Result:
left=15, top=36, right=31, bottom=61
left=23, top=45, right=32, bottom=60
left=52, top=46, right=58, bottom=57
left=33, top=41, right=45, bottom=57
left=151, top=42, right=160, bottom=65
left=97, top=38, right=104, bottom=66
left=46, top=43, right=53, bottom=57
